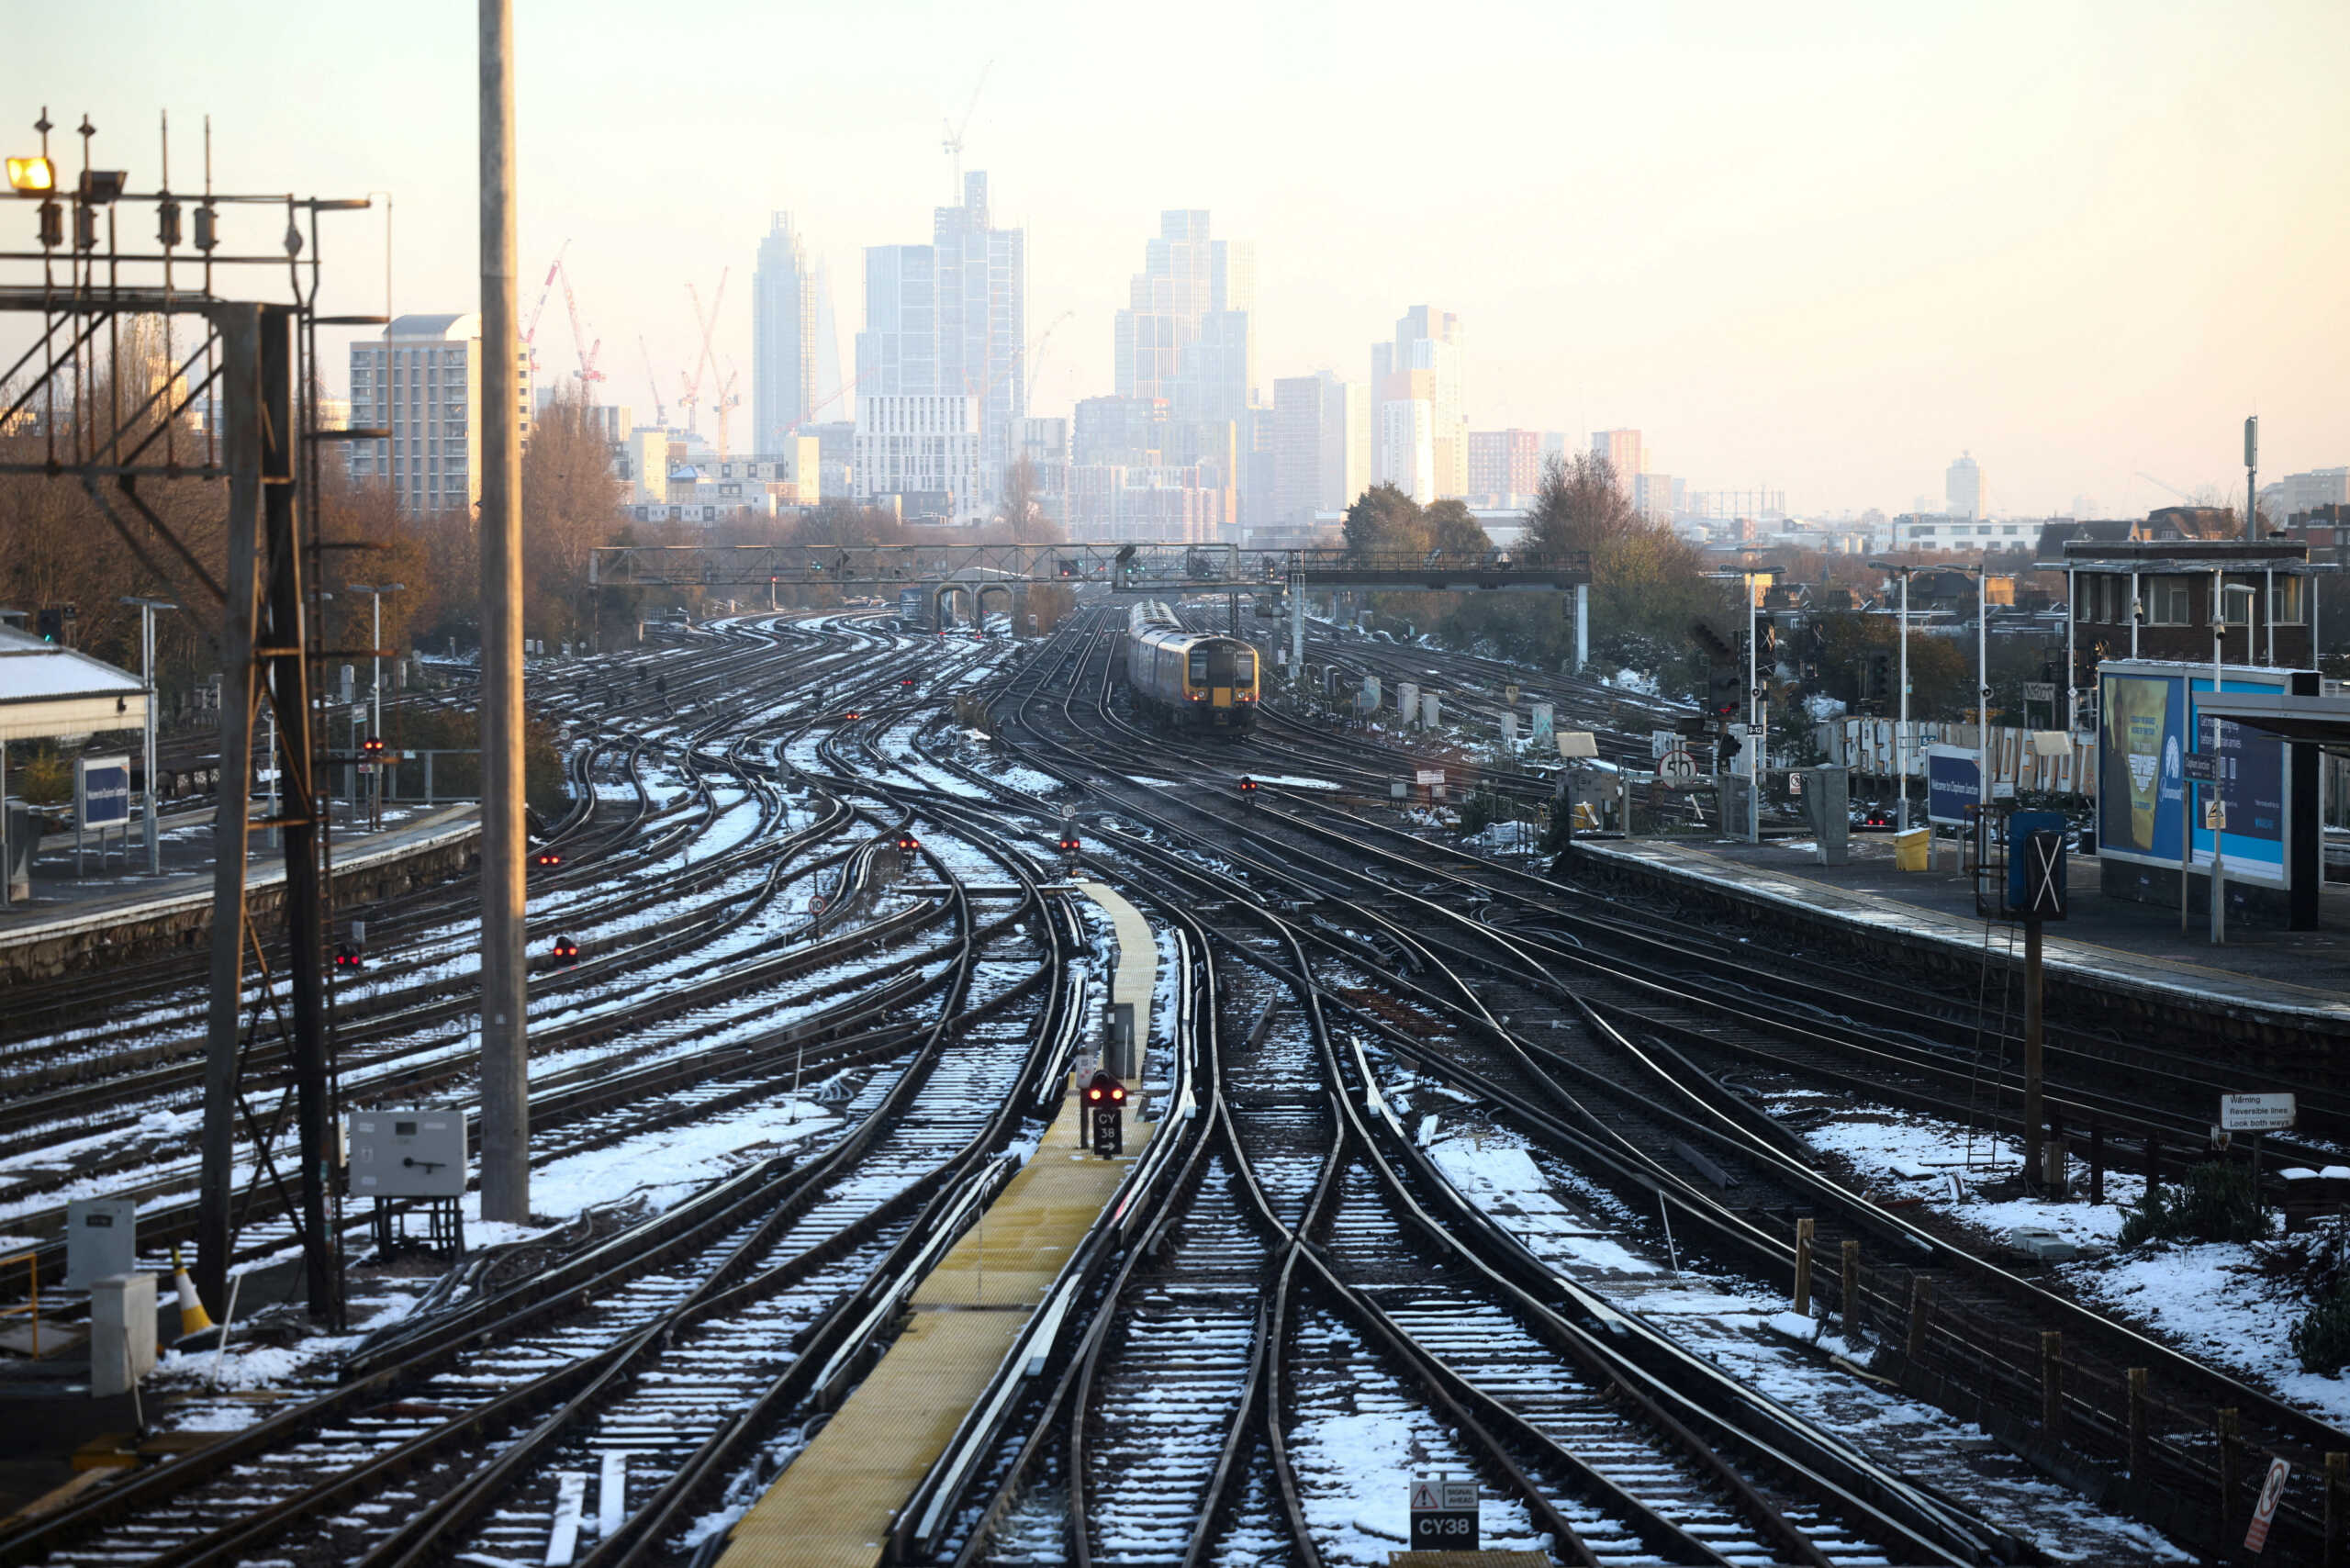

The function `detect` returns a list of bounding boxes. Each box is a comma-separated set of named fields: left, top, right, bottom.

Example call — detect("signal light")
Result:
left=6, top=156, right=55, bottom=196
left=845, top=710, right=862, bottom=721
left=332, top=943, right=364, bottom=971
left=1059, top=834, right=1080, bottom=854
left=901, top=677, right=914, bottom=689
left=552, top=935, right=580, bottom=964
left=1238, top=777, right=1259, bottom=809
left=896, top=833, right=920, bottom=854
left=533, top=849, right=563, bottom=868
left=1084, top=1070, right=1126, bottom=1156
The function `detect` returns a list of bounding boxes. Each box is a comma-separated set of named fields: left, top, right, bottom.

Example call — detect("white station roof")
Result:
left=0, top=622, right=150, bottom=743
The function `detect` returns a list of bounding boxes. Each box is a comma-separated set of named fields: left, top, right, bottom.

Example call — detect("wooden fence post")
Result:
left=1793, top=1217, right=1815, bottom=1316
left=1841, top=1239, right=1861, bottom=1335
left=2041, top=1331, right=2064, bottom=1438
left=2218, top=1407, right=2242, bottom=1544
left=2327, top=1450, right=2346, bottom=1567
left=2128, top=1368, right=2150, bottom=1476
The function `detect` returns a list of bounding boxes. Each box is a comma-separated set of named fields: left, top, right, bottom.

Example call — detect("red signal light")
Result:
left=332, top=943, right=364, bottom=970
left=533, top=850, right=563, bottom=868
left=553, top=935, right=579, bottom=962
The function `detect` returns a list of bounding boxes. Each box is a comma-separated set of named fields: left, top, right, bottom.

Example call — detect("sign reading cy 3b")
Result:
left=1408, top=1475, right=1479, bottom=1550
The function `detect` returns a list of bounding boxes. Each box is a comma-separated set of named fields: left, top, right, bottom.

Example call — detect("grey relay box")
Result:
left=348, top=1110, right=467, bottom=1198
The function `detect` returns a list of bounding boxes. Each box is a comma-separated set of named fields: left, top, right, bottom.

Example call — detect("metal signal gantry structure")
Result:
left=0, top=106, right=383, bottom=1326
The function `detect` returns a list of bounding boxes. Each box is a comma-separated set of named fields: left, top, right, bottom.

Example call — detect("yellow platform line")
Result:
left=717, top=1089, right=1153, bottom=1568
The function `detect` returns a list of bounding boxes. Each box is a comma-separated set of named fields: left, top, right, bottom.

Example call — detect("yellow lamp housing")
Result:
left=6, top=156, right=56, bottom=196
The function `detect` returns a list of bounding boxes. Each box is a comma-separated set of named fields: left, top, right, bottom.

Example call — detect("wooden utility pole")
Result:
left=478, top=0, right=531, bottom=1221
left=2023, top=914, right=2045, bottom=1188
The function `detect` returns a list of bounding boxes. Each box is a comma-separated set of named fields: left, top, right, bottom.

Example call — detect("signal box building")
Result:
left=2053, top=536, right=2315, bottom=702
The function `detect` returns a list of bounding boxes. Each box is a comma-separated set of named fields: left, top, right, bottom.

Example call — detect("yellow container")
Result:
left=1894, top=827, right=1930, bottom=872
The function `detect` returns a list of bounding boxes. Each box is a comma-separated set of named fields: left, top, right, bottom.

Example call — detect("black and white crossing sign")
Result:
left=1408, top=1474, right=1479, bottom=1550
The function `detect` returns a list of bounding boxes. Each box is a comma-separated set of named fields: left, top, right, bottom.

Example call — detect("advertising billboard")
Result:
left=2097, top=661, right=2290, bottom=881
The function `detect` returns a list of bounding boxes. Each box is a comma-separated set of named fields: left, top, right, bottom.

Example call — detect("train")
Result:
left=1125, top=601, right=1260, bottom=733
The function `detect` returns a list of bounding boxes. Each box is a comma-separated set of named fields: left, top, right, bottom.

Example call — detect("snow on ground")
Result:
left=1411, top=1114, right=2194, bottom=1561
left=1249, top=774, right=1341, bottom=790
left=1777, top=1094, right=2143, bottom=1255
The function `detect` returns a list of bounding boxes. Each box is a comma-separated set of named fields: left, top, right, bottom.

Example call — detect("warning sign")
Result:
left=2244, top=1457, right=2290, bottom=1553
left=1408, top=1474, right=1478, bottom=1550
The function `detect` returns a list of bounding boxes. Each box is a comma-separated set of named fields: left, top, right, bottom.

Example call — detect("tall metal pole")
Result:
left=1747, top=571, right=1760, bottom=844
left=1897, top=568, right=1910, bottom=832
left=198, top=306, right=263, bottom=1319
left=479, top=0, right=531, bottom=1223
left=2022, top=917, right=2044, bottom=1185
left=2245, top=415, right=2259, bottom=543
left=1976, top=568, right=1989, bottom=812
left=140, top=602, right=159, bottom=872
left=257, top=305, right=337, bottom=1323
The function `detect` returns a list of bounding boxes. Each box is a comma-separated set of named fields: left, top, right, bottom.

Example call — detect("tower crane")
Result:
left=686, top=270, right=732, bottom=454
left=941, top=61, right=992, bottom=202
left=522, top=239, right=571, bottom=381
left=555, top=256, right=604, bottom=389
left=2137, top=471, right=2197, bottom=503
left=638, top=336, right=668, bottom=428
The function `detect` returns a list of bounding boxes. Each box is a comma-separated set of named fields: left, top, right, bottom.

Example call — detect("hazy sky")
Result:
left=8, top=0, right=2345, bottom=516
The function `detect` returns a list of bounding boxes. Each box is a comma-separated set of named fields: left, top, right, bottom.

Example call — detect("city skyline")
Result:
left=6, top=0, right=2346, bottom=517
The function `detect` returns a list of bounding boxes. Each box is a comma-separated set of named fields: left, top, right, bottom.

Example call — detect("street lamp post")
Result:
left=346, top=584, right=405, bottom=829
left=119, top=597, right=179, bottom=875
left=1869, top=562, right=1915, bottom=829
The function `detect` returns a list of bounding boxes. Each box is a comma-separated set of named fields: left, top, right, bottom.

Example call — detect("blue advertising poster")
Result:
left=1925, top=745, right=1979, bottom=824
left=75, top=756, right=132, bottom=830
left=2097, top=663, right=2289, bottom=879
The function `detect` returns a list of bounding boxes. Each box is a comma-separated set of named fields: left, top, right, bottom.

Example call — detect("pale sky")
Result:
left=7, top=0, right=2346, bottom=516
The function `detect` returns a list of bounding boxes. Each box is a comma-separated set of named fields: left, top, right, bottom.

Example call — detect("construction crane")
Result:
left=2137, top=471, right=2197, bottom=503
left=555, top=256, right=604, bottom=389
left=522, top=239, right=571, bottom=381
left=710, top=362, right=743, bottom=461
left=686, top=270, right=732, bottom=454
left=638, top=336, right=668, bottom=428
left=941, top=61, right=992, bottom=202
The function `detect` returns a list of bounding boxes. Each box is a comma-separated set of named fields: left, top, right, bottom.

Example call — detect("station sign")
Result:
left=1925, top=745, right=1980, bottom=826
left=1415, top=768, right=1445, bottom=788
left=75, top=754, right=131, bottom=831
left=1408, top=1475, right=1479, bottom=1550
left=2221, top=1092, right=2295, bottom=1133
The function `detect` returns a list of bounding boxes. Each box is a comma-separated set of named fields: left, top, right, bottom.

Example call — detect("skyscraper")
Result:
left=1112, top=211, right=1257, bottom=533
left=1273, top=372, right=1367, bottom=523
left=1947, top=451, right=1983, bottom=521
left=1468, top=430, right=1541, bottom=503
left=1371, top=308, right=1464, bottom=499
left=753, top=212, right=815, bottom=454
left=853, top=173, right=1025, bottom=507
left=1592, top=429, right=1644, bottom=495
left=349, top=313, right=532, bottom=515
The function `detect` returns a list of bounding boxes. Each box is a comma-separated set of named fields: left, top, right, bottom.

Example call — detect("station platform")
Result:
left=716, top=1082, right=1152, bottom=1568
left=0, top=802, right=480, bottom=985
left=1570, top=834, right=2350, bottom=1032
left=1078, top=878, right=1155, bottom=1085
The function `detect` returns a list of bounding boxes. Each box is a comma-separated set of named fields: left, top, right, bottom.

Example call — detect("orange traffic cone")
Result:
left=168, top=1247, right=214, bottom=1337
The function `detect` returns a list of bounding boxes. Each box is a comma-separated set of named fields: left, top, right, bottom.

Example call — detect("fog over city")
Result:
left=11, top=0, right=2344, bottom=517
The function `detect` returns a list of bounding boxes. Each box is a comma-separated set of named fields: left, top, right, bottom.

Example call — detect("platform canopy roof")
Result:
left=2198, top=690, right=2350, bottom=755
left=0, top=622, right=149, bottom=743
